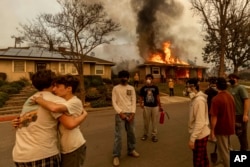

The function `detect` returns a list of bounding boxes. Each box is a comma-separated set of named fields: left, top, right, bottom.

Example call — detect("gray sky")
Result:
left=0, top=0, right=206, bottom=65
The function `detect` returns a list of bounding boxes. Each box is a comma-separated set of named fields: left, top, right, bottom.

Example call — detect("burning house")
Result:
left=136, top=41, right=207, bottom=83
left=131, top=0, right=207, bottom=83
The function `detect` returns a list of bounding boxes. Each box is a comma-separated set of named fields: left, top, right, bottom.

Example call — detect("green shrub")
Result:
left=0, top=72, right=7, bottom=81
left=0, top=80, right=7, bottom=87
left=0, top=85, right=19, bottom=94
left=102, top=78, right=112, bottom=84
left=9, top=82, right=23, bottom=91
left=18, top=77, right=30, bottom=86
left=90, top=99, right=112, bottom=108
left=96, top=85, right=107, bottom=94
left=0, top=91, right=9, bottom=107
left=85, top=87, right=102, bottom=101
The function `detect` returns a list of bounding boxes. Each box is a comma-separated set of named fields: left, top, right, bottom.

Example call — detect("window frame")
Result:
left=152, top=67, right=160, bottom=75
left=59, top=62, right=67, bottom=74
left=95, top=65, right=104, bottom=75
left=12, top=60, right=26, bottom=72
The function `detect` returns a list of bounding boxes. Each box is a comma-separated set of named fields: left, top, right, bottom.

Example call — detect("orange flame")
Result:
left=148, top=41, right=188, bottom=65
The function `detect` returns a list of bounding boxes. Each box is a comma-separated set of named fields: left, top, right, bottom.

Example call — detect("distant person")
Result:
left=31, top=74, right=88, bottom=167
left=112, top=70, right=139, bottom=167
left=12, top=70, right=85, bottom=167
left=204, top=77, right=218, bottom=121
left=168, top=78, right=175, bottom=96
left=186, top=78, right=210, bottom=167
left=139, top=74, right=163, bottom=142
left=133, top=73, right=139, bottom=88
left=210, top=77, right=235, bottom=167
left=228, top=73, right=250, bottom=151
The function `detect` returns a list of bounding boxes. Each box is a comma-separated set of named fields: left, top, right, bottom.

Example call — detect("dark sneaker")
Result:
left=152, top=136, right=158, bottom=142
left=141, top=135, right=148, bottom=141
left=128, top=150, right=140, bottom=157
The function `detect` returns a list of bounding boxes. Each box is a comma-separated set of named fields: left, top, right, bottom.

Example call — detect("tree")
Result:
left=18, top=0, right=120, bottom=102
left=190, top=0, right=250, bottom=77
left=226, top=12, right=250, bottom=73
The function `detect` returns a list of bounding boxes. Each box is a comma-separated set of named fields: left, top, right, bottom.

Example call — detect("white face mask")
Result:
left=211, top=86, right=217, bottom=91
left=189, top=92, right=196, bottom=99
left=146, top=79, right=151, bottom=84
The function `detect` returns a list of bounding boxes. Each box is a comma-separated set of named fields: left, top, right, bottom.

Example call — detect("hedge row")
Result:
left=0, top=78, right=30, bottom=107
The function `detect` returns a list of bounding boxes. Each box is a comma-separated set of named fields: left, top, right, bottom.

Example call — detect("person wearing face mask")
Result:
left=228, top=73, right=250, bottom=151
left=112, top=70, right=139, bottom=167
left=139, top=74, right=163, bottom=142
left=204, top=77, right=218, bottom=123
left=186, top=78, right=210, bottom=167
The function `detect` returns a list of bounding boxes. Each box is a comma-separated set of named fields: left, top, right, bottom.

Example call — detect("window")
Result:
left=60, top=63, right=66, bottom=74
left=95, top=65, right=104, bottom=75
left=13, top=60, right=25, bottom=72
left=71, top=64, right=77, bottom=74
left=152, top=67, right=160, bottom=75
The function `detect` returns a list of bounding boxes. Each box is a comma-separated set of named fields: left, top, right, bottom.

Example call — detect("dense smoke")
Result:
left=131, top=0, right=185, bottom=59
left=92, top=0, right=205, bottom=68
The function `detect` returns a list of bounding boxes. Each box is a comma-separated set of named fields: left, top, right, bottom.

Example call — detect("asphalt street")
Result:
left=0, top=97, right=245, bottom=167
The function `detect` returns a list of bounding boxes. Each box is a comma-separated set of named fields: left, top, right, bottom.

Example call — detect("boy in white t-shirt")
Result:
left=12, top=70, right=85, bottom=167
left=32, top=74, right=87, bottom=167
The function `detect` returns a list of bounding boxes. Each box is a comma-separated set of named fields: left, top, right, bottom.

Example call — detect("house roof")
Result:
left=0, top=47, right=115, bottom=65
left=139, top=61, right=208, bottom=69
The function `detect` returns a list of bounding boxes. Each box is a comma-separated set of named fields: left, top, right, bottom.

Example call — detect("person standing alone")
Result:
left=133, top=72, right=139, bottom=88
left=168, top=78, right=175, bottom=96
left=139, top=74, right=163, bottom=142
left=112, top=70, right=139, bottom=167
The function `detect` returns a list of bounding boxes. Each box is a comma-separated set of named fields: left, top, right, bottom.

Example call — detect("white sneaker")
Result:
left=128, top=150, right=140, bottom=157
left=113, top=157, right=119, bottom=166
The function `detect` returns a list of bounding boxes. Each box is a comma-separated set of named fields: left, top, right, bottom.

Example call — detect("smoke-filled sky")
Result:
left=0, top=0, right=206, bottom=65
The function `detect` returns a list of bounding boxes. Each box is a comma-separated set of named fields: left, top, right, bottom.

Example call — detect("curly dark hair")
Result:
left=145, top=74, right=154, bottom=80
left=118, top=70, right=130, bottom=78
left=228, top=73, right=240, bottom=79
left=216, top=77, right=227, bottom=90
left=53, top=74, right=79, bottom=93
left=186, top=78, right=199, bottom=91
left=31, top=70, right=56, bottom=91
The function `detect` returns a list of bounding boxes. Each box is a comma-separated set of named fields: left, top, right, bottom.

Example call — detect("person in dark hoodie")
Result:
left=204, top=77, right=218, bottom=121
left=186, top=78, right=210, bottom=167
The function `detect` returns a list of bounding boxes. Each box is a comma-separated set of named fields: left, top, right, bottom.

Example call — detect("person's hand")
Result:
left=29, top=94, right=43, bottom=105
left=12, top=116, right=20, bottom=129
left=188, top=141, right=195, bottom=150
left=159, top=106, right=163, bottom=112
left=126, top=113, right=135, bottom=122
left=140, top=103, right=144, bottom=109
left=119, top=113, right=127, bottom=120
left=243, top=115, right=248, bottom=122
left=210, top=131, right=217, bottom=142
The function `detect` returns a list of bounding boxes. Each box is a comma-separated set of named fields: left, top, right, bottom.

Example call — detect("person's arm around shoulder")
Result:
left=32, top=94, right=67, bottom=113
left=59, top=109, right=88, bottom=130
